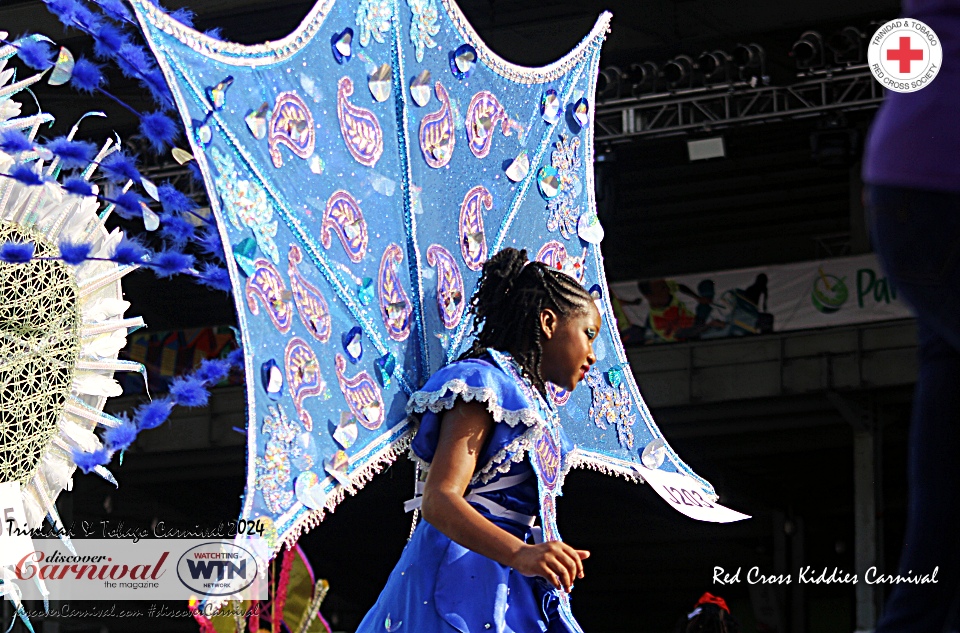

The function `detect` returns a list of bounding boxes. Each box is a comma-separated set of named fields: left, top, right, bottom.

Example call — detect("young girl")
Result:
left=356, top=247, right=602, bottom=633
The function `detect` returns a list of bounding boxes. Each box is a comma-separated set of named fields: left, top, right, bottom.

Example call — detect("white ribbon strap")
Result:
left=403, top=472, right=536, bottom=527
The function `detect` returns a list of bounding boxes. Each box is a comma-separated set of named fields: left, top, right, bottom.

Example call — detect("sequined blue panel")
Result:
left=131, top=0, right=714, bottom=554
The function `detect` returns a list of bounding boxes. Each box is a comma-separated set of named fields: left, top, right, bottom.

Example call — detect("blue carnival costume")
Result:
left=358, top=349, right=581, bottom=633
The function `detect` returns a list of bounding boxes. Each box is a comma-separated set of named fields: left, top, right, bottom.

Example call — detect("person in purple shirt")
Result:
left=863, top=1, right=960, bottom=630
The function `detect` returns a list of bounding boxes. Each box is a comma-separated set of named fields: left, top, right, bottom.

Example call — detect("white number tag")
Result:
left=634, top=465, right=750, bottom=523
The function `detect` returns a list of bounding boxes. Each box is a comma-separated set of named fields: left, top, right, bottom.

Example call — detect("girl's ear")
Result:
left=540, top=308, right=558, bottom=340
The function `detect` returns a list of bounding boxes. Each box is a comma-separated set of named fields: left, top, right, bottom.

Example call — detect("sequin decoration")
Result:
left=356, top=0, right=392, bottom=46
left=584, top=368, right=636, bottom=449
left=541, top=89, right=561, bottom=124
left=48, top=47, right=74, bottom=86
left=291, top=432, right=320, bottom=470
left=419, top=82, right=455, bottom=168
left=320, top=190, right=368, bottom=263
left=245, top=259, right=293, bottom=333
left=210, top=147, right=280, bottom=263
left=641, top=438, right=667, bottom=469
left=368, top=63, right=392, bottom=102
left=255, top=406, right=300, bottom=514
left=375, top=352, right=397, bottom=389
left=332, top=28, right=353, bottom=64
left=194, top=120, right=212, bottom=147
left=245, top=102, right=269, bottom=139
left=337, top=76, right=384, bottom=168
left=324, top=449, right=351, bottom=486
left=536, top=240, right=587, bottom=285
left=505, top=151, right=529, bottom=182
left=334, top=354, right=384, bottom=430
left=206, top=76, right=233, bottom=110
left=449, top=44, right=477, bottom=79
left=410, top=70, right=432, bottom=107
left=572, top=97, right=589, bottom=128
left=342, top=326, right=363, bottom=363
left=234, top=237, right=258, bottom=277
left=577, top=210, right=604, bottom=244
left=358, top=277, right=375, bottom=305
left=288, top=244, right=331, bottom=343
left=295, top=471, right=324, bottom=509
left=285, top=337, right=326, bottom=432
left=426, top=244, right=465, bottom=329
left=458, top=186, right=492, bottom=272
left=537, top=166, right=560, bottom=200
left=546, top=133, right=583, bottom=239
left=334, top=411, right=359, bottom=448
left=533, top=429, right=561, bottom=491
left=261, top=359, right=284, bottom=400
left=465, top=91, right=521, bottom=159
left=377, top=244, right=413, bottom=341
left=268, top=91, right=316, bottom=169
left=407, top=0, right=439, bottom=63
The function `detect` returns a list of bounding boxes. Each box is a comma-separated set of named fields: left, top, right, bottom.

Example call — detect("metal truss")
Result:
left=594, top=66, right=884, bottom=142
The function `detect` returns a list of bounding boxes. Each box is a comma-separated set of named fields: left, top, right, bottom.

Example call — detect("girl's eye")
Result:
left=586, top=328, right=597, bottom=339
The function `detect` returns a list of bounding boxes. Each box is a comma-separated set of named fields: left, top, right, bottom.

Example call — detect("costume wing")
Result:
left=131, top=0, right=716, bottom=556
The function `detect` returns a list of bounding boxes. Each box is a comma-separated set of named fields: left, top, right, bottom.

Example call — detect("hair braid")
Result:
left=458, top=248, right=594, bottom=395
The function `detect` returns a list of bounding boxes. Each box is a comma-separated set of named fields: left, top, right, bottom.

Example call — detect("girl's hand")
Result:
left=510, top=542, right=590, bottom=592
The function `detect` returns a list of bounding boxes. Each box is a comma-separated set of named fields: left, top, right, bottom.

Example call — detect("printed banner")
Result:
left=609, top=253, right=911, bottom=345
left=8, top=539, right=268, bottom=601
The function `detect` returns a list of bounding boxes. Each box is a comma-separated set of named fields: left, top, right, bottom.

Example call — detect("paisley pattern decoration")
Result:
left=426, top=244, right=465, bottom=329
left=584, top=368, right=636, bottom=449
left=356, top=0, right=392, bottom=46
left=533, top=428, right=561, bottom=491
left=406, top=0, right=440, bottom=63
left=540, top=494, right=559, bottom=542
left=268, top=91, right=316, bottom=168
left=377, top=243, right=413, bottom=341
left=334, top=353, right=384, bottom=430
left=418, top=82, right=455, bottom=168
left=337, top=76, right=384, bottom=167
left=320, top=190, right=368, bottom=263
left=288, top=245, right=331, bottom=343
left=546, top=133, right=583, bottom=239
left=536, top=240, right=587, bottom=285
left=465, top=91, right=521, bottom=159
left=245, top=259, right=293, bottom=333
left=285, top=337, right=326, bottom=432
left=210, top=147, right=280, bottom=264
left=458, top=185, right=492, bottom=271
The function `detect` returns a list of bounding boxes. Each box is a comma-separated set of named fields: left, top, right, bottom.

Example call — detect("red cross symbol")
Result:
left=887, top=36, right=924, bottom=73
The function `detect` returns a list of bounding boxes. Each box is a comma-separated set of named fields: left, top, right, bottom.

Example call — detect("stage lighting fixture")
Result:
left=696, top=50, right=733, bottom=83
left=732, top=43, right=767, bottom=84
left=827, top=27, right=865, bottom=64
left=792, top=31, right=825, bottom=70
left=597, top=66, right=624, bottom=99
left=626, top=61, right=660, bottom=95
left=663, top=54, right=695, bottom=88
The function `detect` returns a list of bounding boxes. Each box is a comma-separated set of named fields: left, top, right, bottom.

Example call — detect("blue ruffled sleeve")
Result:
left=406, top=356, right=541, bottom=483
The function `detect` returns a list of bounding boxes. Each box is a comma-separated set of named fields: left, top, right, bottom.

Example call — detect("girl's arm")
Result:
left=419, top=400, right=589, bottom=592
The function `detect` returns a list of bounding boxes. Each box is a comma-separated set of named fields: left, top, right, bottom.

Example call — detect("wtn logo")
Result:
left=176, top=542, right=259, bottom=596
left=185, top=560, right=247, bottom=580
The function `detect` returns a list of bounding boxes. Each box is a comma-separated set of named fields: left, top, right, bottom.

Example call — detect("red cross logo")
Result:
left=887, top=36, right=924, bottom=73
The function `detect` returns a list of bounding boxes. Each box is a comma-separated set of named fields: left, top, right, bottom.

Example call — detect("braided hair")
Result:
left=458, top=248, right=595, bottom=396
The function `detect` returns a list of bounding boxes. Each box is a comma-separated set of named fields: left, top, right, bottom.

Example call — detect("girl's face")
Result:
left=539, top=301, right=602, bottom=391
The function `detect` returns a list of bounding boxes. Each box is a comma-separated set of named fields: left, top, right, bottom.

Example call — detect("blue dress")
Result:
left=355, top=353, right=583, bottom=633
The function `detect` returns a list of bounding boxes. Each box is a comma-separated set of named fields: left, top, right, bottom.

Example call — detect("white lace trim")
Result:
left=406, top=378, right=541, bottom=428
left=405, top=379, right=547, bottom=484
